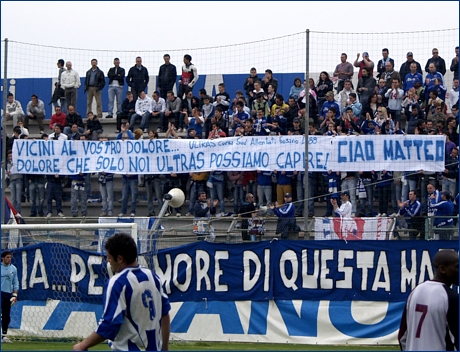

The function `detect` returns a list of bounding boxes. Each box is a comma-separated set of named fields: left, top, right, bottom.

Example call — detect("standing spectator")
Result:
left=450, top=46, right=459, bottom=80
left=69, top=169, right=88, bottom=217
left=126, top=56, right=149, bottom=98
left=49, top=106, right=66, bottom=130
left=63, top=105, right=84, bottom=136
left=269, top=193, right=300, bottom=239
left=331, top=191, right=352, bottom=218
left=397, top=190, right=423, bottom=240
left=357, top=68, right=376, bottom=111
left=25, top=94, right=45, bottom=134
left=178, top=54, right=198, bottom=99
left=402, top=62, right=424, bottom=94
left=6, top=152, right=22, bottom=214
left=28, top=173, right=46, bottom=217
left=244, top=67, right=260, bottom=105
left=228, top=171, right=245, bottom=216
left=274, top=170, right=294, bottom=205
left=425, top=48, right=447, bottom=76
left=4, top=93, right=24, bottom=128
left=333, top=53, right=354, bottom=93
left=448, top=78, right=459, bottom=115
left=261, top=69, right=278, bottom=93
left=424, top=63, right=444, bottom=105
left=340, top=172, right=357, bottom=217
left=337, top=80, right=358, bottom=114
left=323, top=170, right=341, bottom=217
left=209, top=170, right=226, bottom=217
left=239, top=193, right=257, bottom=240
left=186, top=172, right=208, bottom=216
left=97, top=136, right=114, bottom=217
left=84, top=59, right=105, bottom=119
left=383, top=61, right=401, bottom=89
left=375, top=170, right=393, bottom=217
left=145, top=131, right=163, bottom=217
left=157, top=54, right=177, bottom=100
left=430, top=191, right=454, bottom=241
left=442, top=147, right=459, bottom=196
left=385, top=78, right=404, bottom=123
left=398, top=249, right=459, bottom=350
left=358, top=171, right=376, bottom=217
left=399, top=52, right=422, bottom=82
left=1, top=250, right=19, bottom=344
left=316, top=71, right=334, bottom=109
left=106, top=58, right=125, bottom=119
left=353, top=51, right=374, bottom=78
left=53, top=59, right=67, bottom=112
left=117, top=91, right=135, bottom=133
left=45, top=173, right=64, bottom=218
left=376, top=48, right=394, bottom=79
left=73, top=233, right=170, bottom=352
left=118, top=172, right=139, bottom=217
left=256, top=170, right=273, bottom=207
left=61, top=61, right=81, bottom=110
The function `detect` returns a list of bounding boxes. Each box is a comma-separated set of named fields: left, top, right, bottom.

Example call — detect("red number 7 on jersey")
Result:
left=415, top=304, right=428, bottom=338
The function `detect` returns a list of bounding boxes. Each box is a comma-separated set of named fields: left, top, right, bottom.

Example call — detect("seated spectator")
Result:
left=5, top=93, right=25, bottom=127
left=117, top=91, right=135, bottom=133
left=289, top=77, right=303, bottom=99
left=288, top=118, right=304, bottom=135
left=84, top=111, right=103, bottom=140
left=64, top=105, right=84, bottom=136
left=49, top=124, right=68, bottom=140
left=129, top=91, right=152, bottom=132
left=253, top=108, right=271, bottom=136
left=25, top=94, right=46, bottom=134
left=185, top=107, right=204, bottom=137
left=49, top=106, right=66, bottom=131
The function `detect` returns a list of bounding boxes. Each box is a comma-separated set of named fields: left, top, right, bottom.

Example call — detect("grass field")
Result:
left=1, top=340, right=400, bottom=351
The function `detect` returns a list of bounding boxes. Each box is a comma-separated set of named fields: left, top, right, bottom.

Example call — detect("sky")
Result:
left=0, top=1, right=459, bottom=82
left=1, top=1, right=459, bottom=52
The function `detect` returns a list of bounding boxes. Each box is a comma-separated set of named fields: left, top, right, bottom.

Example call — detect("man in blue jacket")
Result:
left=270, top=193, right=300, bottom=239
left=430, top=191, right=455, bottom=240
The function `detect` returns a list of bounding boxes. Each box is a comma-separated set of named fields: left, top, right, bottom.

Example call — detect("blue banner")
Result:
left=9, top=241, right=458, bottom=305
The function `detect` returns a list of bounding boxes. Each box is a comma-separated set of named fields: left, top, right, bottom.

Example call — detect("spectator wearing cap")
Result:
left=429, top=191, right=455, bottom=240
left=288, top=118, right=304, bottom=135
left=450, top=46, right=459, bottom=80
left=353, top=51, right=374, bottom=79
left=269, top=193, right=300, bottom=239
left=376, top=48, right=394, bottom=80
left=265, top=116, right=283, bottom=135
left=319, top=91, right=340, bottom=126
left=399, top=52, right=423, bottom=83
left=331, top=191, right=352, bottom=218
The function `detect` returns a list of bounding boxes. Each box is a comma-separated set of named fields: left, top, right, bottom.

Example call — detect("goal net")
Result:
left=1, top=222, right=139, bottom=340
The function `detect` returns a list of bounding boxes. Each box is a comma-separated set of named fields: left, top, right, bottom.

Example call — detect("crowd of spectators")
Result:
left=2, top=48, right=459, bottom=227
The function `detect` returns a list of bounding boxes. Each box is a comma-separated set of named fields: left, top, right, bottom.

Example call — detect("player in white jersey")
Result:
left=398, top=249, right=458, bottom=351
left=73, top=234, right=170, bottom=351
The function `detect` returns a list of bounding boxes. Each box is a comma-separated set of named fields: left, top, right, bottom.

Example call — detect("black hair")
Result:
left=105, top=233, right=137, bottom=265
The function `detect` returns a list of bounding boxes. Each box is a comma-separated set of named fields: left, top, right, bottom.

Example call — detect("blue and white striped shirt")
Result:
left=96, top=265, right=170, bottom=351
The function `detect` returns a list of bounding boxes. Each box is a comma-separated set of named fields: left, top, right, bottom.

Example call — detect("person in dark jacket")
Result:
left=116, top=91, right=136, bottom=133
left=106, top=57, right=125, bottom=119
left=63, top=105, right=84, bottom=136
left=269, top=193, right=300, bottom=239
left=84, top=59, right=105, bottom=119
left=158, top=54, right=177, bottom=100
left=126, top=56, right=149, bottom=98
left=425, top=48, right=447, bottom=76
left=194, top=191, right=218, bottom=218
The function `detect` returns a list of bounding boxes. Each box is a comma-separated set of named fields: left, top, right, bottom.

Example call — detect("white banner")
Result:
left=314, top=217, right=394, bottom=240
left=12, top=135, right=445, bottom=175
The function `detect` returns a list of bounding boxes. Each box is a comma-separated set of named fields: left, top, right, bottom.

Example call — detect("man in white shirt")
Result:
left=60, top=61, right=81, bottom=110
left=129, top=91, right=152, bottom=132
left=4, top=93, right=24, bottom=127
left=142, top=91, right=166, bottom=133
left=48, top=124, right=68, bottom=140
